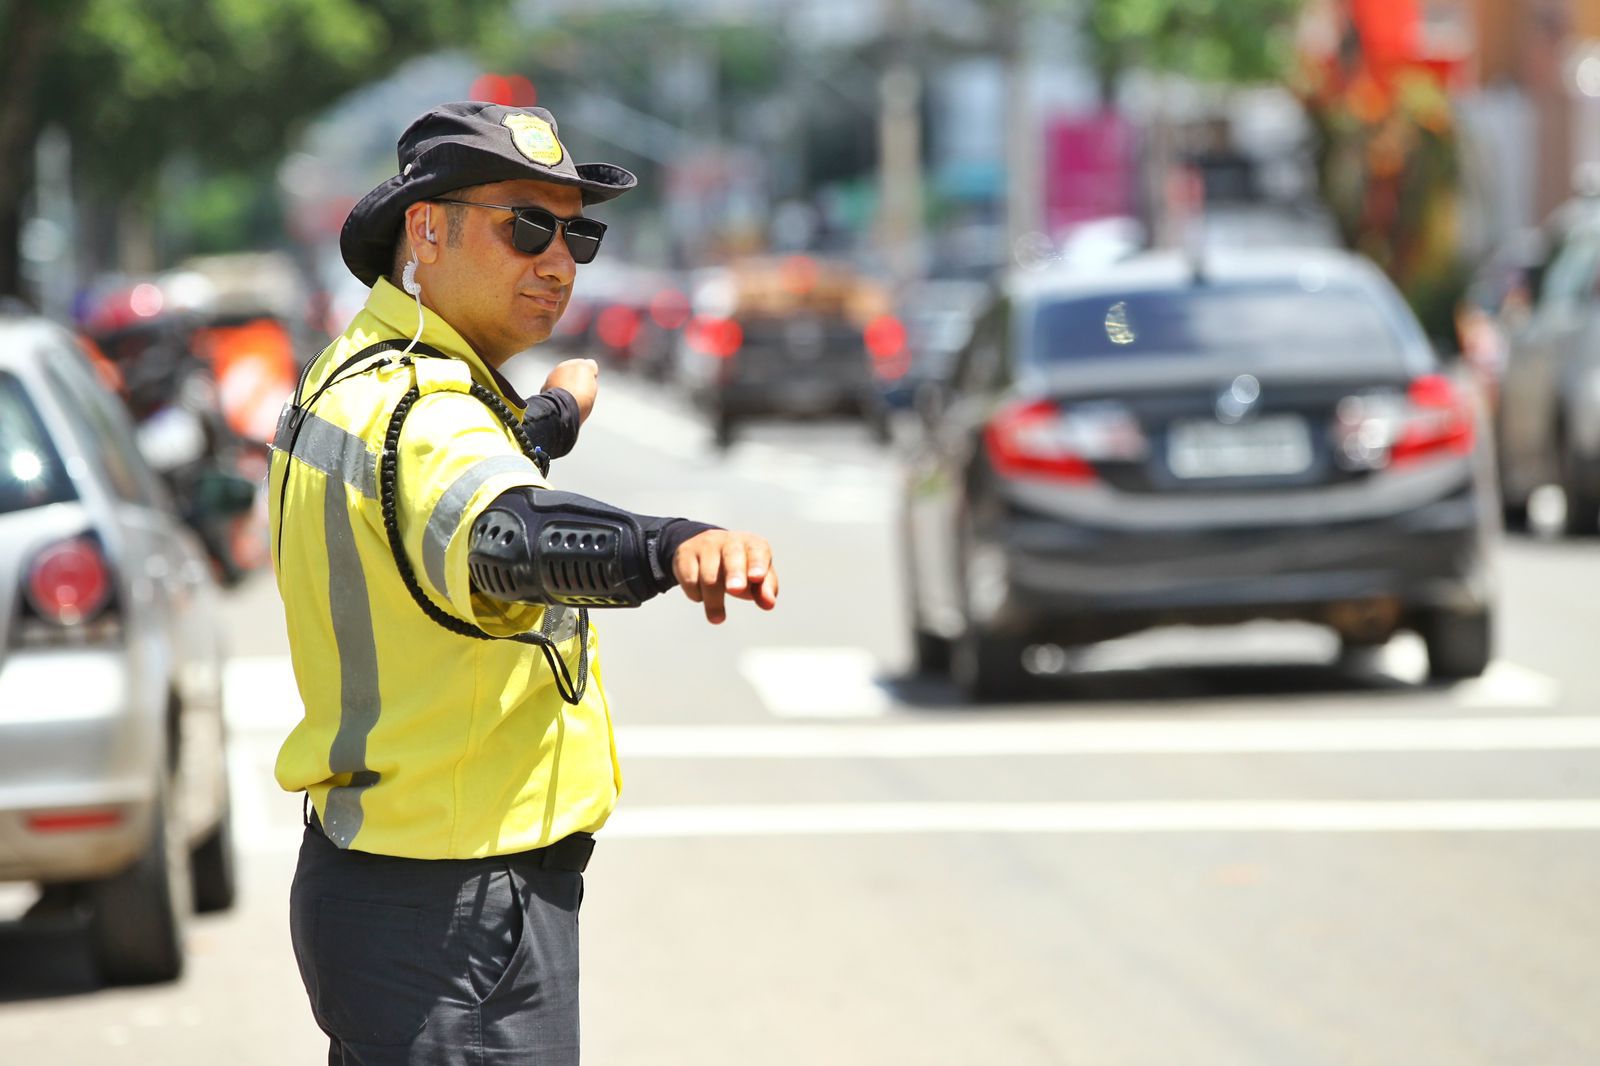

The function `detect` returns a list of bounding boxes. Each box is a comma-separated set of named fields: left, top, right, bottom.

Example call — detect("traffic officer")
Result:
left=269, top=101, right=778, bottom=1065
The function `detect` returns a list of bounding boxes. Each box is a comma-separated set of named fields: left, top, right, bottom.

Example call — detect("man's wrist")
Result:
left=522, top=387, right=580, bottom=458
left=651, top=519, right=721, bottom=591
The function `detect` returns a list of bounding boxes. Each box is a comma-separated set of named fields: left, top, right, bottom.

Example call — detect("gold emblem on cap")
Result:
left=503, top=113, right=564, bottom=166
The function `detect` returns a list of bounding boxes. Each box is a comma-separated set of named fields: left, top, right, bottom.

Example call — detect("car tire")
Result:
left=911, top=628, right=952, bottom=676
left=713, top=410, right=736, bottom=450
left=89, top=781, right=191, bottom=984
left=1500, top=497, right=1529, bottom=533
left=865, top=405, right=892, bottom=447
left=952, top=625, right=1025, bottom=702
left=1420, top=609, right=1492, bottom=682
left=1560, top=437, right=1600, bottom=536
left=191, top=802, right=238, bottom=914
left=1335, top=632, right=1390, bottom=671
left=901, top=538, right=950, bottom=676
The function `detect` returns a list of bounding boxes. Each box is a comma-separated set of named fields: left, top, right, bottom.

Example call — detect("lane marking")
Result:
left=737, top=647, right=891, bottom=718
left=228, top=656, right=1571, bottom=747
left=617, top=716, right=1600, bottom=758
left=603, top=800, right=1600, bottom=837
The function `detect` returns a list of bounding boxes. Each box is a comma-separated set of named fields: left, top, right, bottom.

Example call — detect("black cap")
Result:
left=339, top=101, right=638, bottom=286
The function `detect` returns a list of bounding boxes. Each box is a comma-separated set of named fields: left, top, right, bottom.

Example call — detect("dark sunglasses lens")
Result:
left=565, top=226, right=604, bottom=264
left=512, top=212, right=557, bottom=255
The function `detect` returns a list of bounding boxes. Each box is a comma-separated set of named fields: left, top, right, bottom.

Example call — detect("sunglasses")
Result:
left=429, top=199, right=607, bottom=263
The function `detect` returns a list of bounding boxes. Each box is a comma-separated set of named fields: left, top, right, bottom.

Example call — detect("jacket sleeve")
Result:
left=390, top=389, right=551, bottom=635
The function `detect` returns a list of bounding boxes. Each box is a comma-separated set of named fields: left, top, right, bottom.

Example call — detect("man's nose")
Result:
left=536, top=232, right=577, bottom=286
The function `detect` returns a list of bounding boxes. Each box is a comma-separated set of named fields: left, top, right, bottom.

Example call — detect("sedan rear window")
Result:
left=0, top=373, right=76, bottom=514
left=1028, top=282, right=1407, bottom=366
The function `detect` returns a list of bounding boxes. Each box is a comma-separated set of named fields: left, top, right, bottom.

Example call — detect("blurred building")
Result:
left=1470, top=0, right=1600, bottom=222
left=1304, top=0, right=1600, bottom=247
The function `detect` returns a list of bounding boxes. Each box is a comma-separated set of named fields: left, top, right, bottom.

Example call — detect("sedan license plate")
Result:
left=1167, top=416, right=1313, bottom=479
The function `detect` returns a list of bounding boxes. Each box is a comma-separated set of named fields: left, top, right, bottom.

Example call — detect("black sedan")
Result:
left=902, top=249, right=1498, bottom=700
left=674, top=257, right=898, bottom=448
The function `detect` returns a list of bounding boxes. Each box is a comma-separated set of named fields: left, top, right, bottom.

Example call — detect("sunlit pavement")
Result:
left=4, top=361, right=1599, bottom=1064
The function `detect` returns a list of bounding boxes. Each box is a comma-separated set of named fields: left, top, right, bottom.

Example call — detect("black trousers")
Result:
left=289, top=819, right=591, bottom=1065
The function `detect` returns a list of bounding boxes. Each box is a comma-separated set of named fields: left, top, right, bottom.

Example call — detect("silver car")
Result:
left=0, top=311, right=237, bottom=983
left=1495, top=196, right=1600, bottom=535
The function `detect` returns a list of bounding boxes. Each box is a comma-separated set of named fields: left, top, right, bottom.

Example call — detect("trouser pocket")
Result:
left=459, top=864, right=528, bottom=1006
left=312, top=898, right=430, bottom=1047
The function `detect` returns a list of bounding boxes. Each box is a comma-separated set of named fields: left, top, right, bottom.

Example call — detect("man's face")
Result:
left=419, top=178, right=586, bottom=366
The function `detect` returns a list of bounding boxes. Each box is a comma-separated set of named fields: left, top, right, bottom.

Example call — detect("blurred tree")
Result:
left=1078, top=0, right=1306, bottom=91
left=0, top=0, right=512, bottom=299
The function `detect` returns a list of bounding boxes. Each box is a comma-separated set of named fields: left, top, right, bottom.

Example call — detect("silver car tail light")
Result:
left=14, top=535, right=121, bottom=647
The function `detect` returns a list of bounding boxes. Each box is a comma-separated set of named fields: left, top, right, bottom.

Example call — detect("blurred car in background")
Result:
left=903, top=248, right=1498, bottom=700
left=84, top=276, right=280, bottom=585
left=0, top=310, right=242, bottom=983
left=882, top=278, right=991, bottom=411
left=1492, top=194, right=1600, bottom=535
left=674, top=255, right=903, bottom=448
left=543, top=261, right=693, bottom=382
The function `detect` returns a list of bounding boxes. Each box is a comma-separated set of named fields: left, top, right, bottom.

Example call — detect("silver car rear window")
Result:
left=1029, top=283, right=1406, bottom=367
left=0, top=372, right=76, bottom=514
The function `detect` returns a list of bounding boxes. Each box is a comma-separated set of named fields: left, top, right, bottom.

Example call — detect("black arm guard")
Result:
left=468, top=488, right=689, bottom=608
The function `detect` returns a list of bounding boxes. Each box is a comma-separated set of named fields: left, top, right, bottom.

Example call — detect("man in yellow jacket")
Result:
left=270, top=101, right=778, bottom=1065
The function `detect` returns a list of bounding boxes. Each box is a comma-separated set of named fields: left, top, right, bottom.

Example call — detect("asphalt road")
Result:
left=3, top=358, right=1599, bottom=1064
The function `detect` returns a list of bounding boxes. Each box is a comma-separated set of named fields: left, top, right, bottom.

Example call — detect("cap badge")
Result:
left=503, top=113, right=564, bottom=166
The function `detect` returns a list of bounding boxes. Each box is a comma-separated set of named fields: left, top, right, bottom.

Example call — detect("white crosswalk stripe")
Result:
left=227, top=649, right=1564, bottom=737
left=222, top=652, right=1583, bottom=855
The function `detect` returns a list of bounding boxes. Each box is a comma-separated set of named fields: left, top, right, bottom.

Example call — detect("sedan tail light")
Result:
left=1335, top=374, right=1475, bottom=471
left=1392, top=374, right=1475, bottom=465
left=686, top=316, right=744, bottom=359
left=864, top=315, right=910, bottom=380
left=649, top=288, right=692, bottom=331
left=27, top=536, right=112, bottom=625
left=13, top=535, right=121, bottom=649
left=595, top=305, right=642, bottom=352
left=984, top=399, right=1147, bottom=481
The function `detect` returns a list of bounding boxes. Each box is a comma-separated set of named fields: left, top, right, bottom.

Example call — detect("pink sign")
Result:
left=1044, top=112, right=1136, bottom=232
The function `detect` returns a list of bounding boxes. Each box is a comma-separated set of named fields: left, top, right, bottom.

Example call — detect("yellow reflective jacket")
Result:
left=268, top=278, right=620, bottom=858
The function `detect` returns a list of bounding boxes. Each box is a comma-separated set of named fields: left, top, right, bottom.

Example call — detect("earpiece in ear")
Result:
left=425, top=204, right=436, bottom=244
left=402, top=254, right=421, bottom=296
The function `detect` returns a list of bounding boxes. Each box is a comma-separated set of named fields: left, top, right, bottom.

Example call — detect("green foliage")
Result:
left=158, top=170, right=283, bottom=257
left=0, top=0, right=513, bottom=289
left=1082, top=0, right=1306, bottom=85
left=32, top=0, right=511, bottom=193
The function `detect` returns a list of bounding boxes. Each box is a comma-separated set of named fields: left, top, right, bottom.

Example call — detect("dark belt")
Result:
left=307, top=809, right=595, bottom=873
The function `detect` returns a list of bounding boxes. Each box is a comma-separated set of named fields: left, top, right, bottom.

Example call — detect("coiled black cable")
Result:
left=379, top=381, right=590, bottom=705
left=279, top=340, right=590, bottom=705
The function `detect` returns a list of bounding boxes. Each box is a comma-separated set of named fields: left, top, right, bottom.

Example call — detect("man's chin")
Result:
left=512, top=322, right=557, bottom=355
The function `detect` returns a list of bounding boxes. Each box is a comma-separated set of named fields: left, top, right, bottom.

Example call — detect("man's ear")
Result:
left=403, top=202, right=441, bottom=265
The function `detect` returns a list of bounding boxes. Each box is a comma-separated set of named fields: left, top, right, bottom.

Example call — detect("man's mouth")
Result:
left=523, top=292, right=564, bottom=311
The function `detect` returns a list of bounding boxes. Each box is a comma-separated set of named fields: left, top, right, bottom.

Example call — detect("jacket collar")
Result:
left=362, top=278, right=526, bottom=410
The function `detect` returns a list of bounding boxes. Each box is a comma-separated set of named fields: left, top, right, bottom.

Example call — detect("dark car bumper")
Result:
left=974, top=474, right=1491, bottom=643
left=715, top=367, right=880, bottom=419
